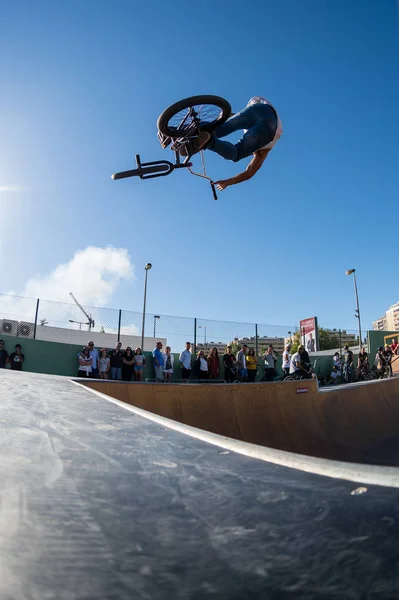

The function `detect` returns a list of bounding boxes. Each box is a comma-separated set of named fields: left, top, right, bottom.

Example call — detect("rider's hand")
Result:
left=215, top=179, right=229, bottom=191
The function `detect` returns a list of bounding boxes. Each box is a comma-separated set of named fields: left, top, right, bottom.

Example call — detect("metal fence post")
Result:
left=193, top=318, right=197, bottom=355
left=117, top=310, right=122, bottom=342
left=33, top=298, right=40, bottom=340
left=255, top=324, right=258, bottom=356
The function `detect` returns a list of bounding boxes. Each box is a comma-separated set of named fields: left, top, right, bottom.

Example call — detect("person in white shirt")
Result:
left=330, top=352, right=342, bottom=383
left=195, top=351, right=209, bottom=380
left=180, top=96, right=282, bottom=192
left=282, top=344, right=291, bottom=377
left=179, top=342, right=192, bottom=381
left=263, top=344, right=277, bottom=382
left=289, top=346, right=307, bottom=376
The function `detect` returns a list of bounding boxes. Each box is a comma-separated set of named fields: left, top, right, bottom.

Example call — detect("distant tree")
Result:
left=289, top=331, right=301, bottom=353
left=40, top=318, right=48, bottom=326
left=100, top=325, right=105, bottom=333
left=318, top=328, right=340, bottom=351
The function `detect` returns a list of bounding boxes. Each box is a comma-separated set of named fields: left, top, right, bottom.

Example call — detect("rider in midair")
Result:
left=180, top=96, right=283, bottom=191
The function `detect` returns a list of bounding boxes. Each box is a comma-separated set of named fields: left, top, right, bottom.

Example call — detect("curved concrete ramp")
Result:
left=82, top=378, right=399, bottom=466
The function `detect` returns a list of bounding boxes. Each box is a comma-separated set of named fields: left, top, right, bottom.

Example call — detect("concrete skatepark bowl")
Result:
left=1, top=370, right=399, bottom=599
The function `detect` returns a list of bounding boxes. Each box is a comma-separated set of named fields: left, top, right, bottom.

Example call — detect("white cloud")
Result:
left=21, top=246, right=135, bottom=306
left=0, top=185, right=27, bottom=193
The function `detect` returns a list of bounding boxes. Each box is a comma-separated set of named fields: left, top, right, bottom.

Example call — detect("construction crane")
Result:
left=69, top=292, right=95, bottom=331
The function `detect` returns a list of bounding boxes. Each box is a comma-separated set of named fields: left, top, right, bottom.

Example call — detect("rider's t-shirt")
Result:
left=343, top=350, right=353, bottom=364
left=246, top=96, right=283, bottom=151
left=289, top=352, right=301, bottom=373
left=358, top=352, right=368, bottom=365
left=383, top=349, right=393, bottom=363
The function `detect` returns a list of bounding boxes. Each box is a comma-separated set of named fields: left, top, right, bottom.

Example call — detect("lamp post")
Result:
left=153, top=315, right=160, bottom=338
left=288, top=331, right=292, bottom=343
left=141, top=263, right=152, bottom=350
left=199, top=325, right=207, bottom=344
left=346, top=269, right=362, bottom=350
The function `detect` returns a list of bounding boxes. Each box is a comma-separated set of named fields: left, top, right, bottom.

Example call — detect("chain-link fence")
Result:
left=0, top=293, right=360, bottom=355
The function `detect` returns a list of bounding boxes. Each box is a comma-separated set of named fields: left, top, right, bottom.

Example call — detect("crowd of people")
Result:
left=77, top=342, right=147, bottom=381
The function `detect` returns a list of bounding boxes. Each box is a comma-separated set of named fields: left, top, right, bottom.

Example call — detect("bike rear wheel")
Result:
left=157, top=95, right=231, bottom=138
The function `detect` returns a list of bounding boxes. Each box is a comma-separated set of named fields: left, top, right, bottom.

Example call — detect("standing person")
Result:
left=0, top=340, right=9, bottom=369
left=282, top=344, right=291, bottom=378
left=342, top=345, right=354, bottom=383
left=78, top=347, right=93, bottom=378
left=9, top=344, right=24, bottom=371
left=391, top=338, right=398, bottom=355
left=263, top=345, right=277, bottom=382
left=162, top=346, right=174, bottom=382
left=179, top=342, right=192, bottom=381
left=133, top=348, right=146, bottom=382
left=109, top=342, right=124, bottom=381
left=99, top=349, right=110, bottom=379
left=223, top=346, right=236, bottom=383
left=195, top=351, right=209, bottom=379
left=357, top=347, right=369, bottom=380
left=246, top=348, right=257, bottom=382
left=383, top=344, right=393, bottom=377
left=207, top=347, right=220, bottom=380
left=152, top=341, right=164, bottom=381
left=88, top=341, right=99, bottom=378
left=236, top=344, right=248, bottom=382
left=122, top=347, right=135, bottom=382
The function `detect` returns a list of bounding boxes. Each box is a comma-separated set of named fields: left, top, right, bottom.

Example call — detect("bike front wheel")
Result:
left=157, top=95, right=231, bottom=138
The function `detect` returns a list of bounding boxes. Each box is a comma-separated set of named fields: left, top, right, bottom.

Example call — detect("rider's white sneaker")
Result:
left=179, top=132, right=211, bottom=157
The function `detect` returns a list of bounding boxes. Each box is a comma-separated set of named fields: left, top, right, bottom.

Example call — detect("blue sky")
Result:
left=1, top=0, right=398, bottom=338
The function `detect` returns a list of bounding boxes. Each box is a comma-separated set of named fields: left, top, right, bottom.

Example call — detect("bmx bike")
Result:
left=111, top=95, right=231, bottom=200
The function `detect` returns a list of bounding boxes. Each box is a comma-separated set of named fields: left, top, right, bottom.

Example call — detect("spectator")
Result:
left=88, top=341, right=99, bottom=378
left=342, top=345, right=354, bottom=382
left=289, top=346, right=307, bottom=376
left=78, top=347, right=93, bottom=378
left=152, top=341, right=164, bottom=381
left=329, top=352, right=342, bottom=383
left=122, top=347, right=135, bottom=381
left=207, top=347, right=220, bottom=379
left=133, top=348, right=146, bottom=382
left=236, top=344, right=248, bottom=382
left=391, top=338, right=398, bottom=355
left=223, top=345, right=236, bottom=383
left=246, top=348, right=257, bottom=382
left=282, top=343, right=291, bottom=378
left=383, top=344, right=393, bottom=377
left=263, top=344, right=277, bottom=381
left=0, top=340, right=9, bottom=369
left=9, top=344, right=24, bottom=371
left=357, top=347, right=369, bottom=379
left=109, top=342, right=124, bottom=380
left=195, top=350, right=209, bottom=379
left=179, top=342, right=192, bottom=381
left=99, top=349, right=110, bottom=379
left=162, top=346, right=174, bottom=382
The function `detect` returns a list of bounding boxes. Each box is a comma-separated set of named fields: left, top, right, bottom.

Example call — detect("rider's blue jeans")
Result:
left=208, top=103, right=277, bottom=162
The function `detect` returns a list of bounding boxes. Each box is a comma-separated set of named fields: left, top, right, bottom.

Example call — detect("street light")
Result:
left=153, top=315, right=160, bottom=338
left=346, top=269, right=362, bottom=349
left=199, top=325, right=207, bottom=344
left=141, top=263, right=152, bottom=350
left=288, top=331, right=292, bottom=343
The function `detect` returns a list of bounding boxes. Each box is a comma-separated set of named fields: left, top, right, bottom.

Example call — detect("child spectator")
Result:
left=10, top=344, right=24, bottom=371
left=99, top=349, right=110, bottom=379
left=133, top=348, right=146, bottom=382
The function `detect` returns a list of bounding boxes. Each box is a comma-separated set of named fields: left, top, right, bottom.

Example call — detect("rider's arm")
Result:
left=215, top=149, right=270, bottom=189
